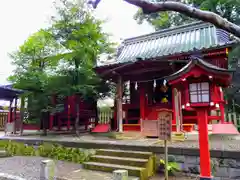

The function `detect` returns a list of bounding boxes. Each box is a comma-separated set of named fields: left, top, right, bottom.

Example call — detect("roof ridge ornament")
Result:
left=190, top=48, right=203, bottom=60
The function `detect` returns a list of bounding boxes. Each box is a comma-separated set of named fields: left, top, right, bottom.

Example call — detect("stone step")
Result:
left=96, top=149, right=152, bottom=159
left=172, top=132, right=185, bottom=140
left=83, top=162, right=147, bottom=180
left=91, top=155, right=148, bottom=167
left=0, top=150, right=9, bottom=158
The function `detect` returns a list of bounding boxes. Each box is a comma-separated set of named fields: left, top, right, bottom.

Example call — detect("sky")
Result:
left=0, top=0, right=154, bottom=106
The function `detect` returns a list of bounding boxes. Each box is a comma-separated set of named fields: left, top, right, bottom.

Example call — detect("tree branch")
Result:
left=123, top=0, right=240, bottom=38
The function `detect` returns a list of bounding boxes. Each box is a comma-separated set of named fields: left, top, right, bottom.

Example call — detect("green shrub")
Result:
left=0, top=140, right=94, bottom=164
left=158, top=159, right=180, bottom=175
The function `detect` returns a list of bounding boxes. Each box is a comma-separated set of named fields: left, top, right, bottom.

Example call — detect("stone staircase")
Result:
left=83, top=149, right=156, bottom=180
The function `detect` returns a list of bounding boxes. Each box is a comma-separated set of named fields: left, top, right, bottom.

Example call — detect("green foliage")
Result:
left=8, top=28, right=61, bottom=124
left=8, top=0, right=116, bottom=132
left=0, top=140, right=94, bottom=164
left=211, top=159, right=218, bottom=175
left=134, top=0, right=240, bottom=30
left=158, top=159, right=180, bottom=175
left=49, top=0, right=116, bottom=99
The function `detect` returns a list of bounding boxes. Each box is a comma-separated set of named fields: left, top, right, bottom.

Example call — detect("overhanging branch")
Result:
left=124, top=0, right=240, bottom=38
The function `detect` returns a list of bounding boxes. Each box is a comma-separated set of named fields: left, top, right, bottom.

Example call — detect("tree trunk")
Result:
left=74, top=95, right=80, bottom=136
left=42, top=112, right=47, bottom=136
left=13, top=98, right=17, bottom=134
left=20, top=96, right=25, bottom=136
left=75, top=102, right=80, bottom=136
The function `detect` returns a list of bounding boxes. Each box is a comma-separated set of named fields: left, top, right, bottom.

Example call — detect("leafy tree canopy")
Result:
left=8, top=0, right=116, bottom=133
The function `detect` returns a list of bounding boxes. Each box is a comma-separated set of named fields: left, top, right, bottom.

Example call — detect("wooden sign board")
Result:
left=141, top=119, right=158, bottom=137
left=158, top=110, right=172, bottom=141
left=5, top=122, right=14, bottom=134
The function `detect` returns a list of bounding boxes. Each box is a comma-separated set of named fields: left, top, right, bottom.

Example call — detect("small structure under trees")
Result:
left=48, top=95, right=98, bottom=132
left=0, top=84, right=24, bottom=133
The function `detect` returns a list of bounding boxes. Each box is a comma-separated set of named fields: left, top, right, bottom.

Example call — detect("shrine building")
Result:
left=95, top=21, right=237, bottom=134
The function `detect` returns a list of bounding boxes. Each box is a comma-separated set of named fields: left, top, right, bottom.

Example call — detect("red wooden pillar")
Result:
left=219, top=87, right=225, bottom=123
left=139, top=83, right=145, bottom=123
left=8, top=100, right=13, bottom=123
left=113, top=99, right=117, bottom=130
left=178, top=91, right=183, bottom=131
left=172, top=88, right=176, bottom=125
left=57, top=117, right=61, bottom=130
left=219, top=103, right=225, bottom=123
left=49, top=115, right=54, bottom=130
left=197, top=108, right=212, bottom=180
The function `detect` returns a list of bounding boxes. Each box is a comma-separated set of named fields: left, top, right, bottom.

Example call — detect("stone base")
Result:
left=200, top=176, right=213, bottom=180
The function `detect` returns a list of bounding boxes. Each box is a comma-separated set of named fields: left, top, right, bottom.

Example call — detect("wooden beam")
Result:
left=123, top=69, right=171, bottom=82
left=122, top=66, right=169, bottom=75
left=117, top=76, right=123, bottom=132
left=139, top=83, right=146, bottom=123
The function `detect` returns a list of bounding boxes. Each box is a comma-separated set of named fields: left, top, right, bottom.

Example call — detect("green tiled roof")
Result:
left=115, top=21, right=233, bottom=64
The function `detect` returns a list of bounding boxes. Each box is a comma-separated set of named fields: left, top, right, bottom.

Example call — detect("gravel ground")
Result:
left=0, top=156, right=196, bottom=180
left=0, top=156, right=82, bottom=180
left=64, top=169, right=196, bottom=180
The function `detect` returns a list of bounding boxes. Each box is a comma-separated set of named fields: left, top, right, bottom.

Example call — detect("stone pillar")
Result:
left=113, top=169, right=128, bottom=180
left=40, top=160, right=55, bottom=180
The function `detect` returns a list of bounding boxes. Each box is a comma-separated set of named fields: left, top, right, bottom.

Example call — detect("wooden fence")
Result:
left=98, top=108, right=113, bottom=124
left=0, top=112, right=8, bottom=130
left=0, top=108, right=239, bottom=132
left=225, top=112, right=240, bottom=131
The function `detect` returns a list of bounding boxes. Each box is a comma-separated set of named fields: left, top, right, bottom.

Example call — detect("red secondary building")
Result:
left=95, top=21, right=237, bottom=133
left=48, top=95, right=97, bottom=131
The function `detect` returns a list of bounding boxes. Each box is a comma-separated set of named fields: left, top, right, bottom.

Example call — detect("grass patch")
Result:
left=0, top=140, right=95, bottom=164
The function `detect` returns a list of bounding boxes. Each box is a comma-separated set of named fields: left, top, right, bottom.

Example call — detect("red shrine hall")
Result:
left=95, top=21, right=237, bottom=133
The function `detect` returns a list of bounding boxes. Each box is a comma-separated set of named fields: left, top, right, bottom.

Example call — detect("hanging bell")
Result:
left=135, top=82, right=138, bottom=90
left=153, top=79, right=156, bottom=88
left=163, top=79, right=167, bottom=86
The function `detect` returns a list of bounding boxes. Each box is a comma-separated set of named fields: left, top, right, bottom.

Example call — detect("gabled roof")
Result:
left=166, top=57, right=233, bottom=82
left=0, top=84, right=24, bottom=93
left=0, top=84, right=24, bottom=100
left=104, top=21, right=236, bottom=66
